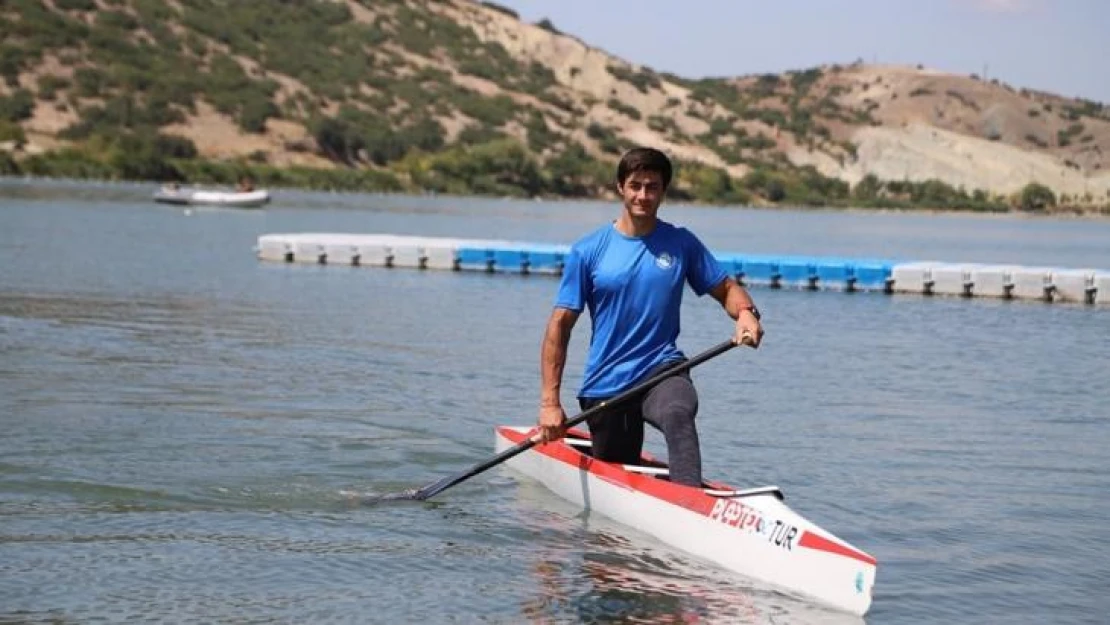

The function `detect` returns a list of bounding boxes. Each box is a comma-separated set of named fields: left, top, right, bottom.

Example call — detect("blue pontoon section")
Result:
left=457, top=243, right=570, bottom=274
left=457, top=247, right=494, bottom=272
left=256, top=234, right=1104, bottom=305
left=716, top=253, right=893, bottom=291
left=522, top=245, right=569, bottom=275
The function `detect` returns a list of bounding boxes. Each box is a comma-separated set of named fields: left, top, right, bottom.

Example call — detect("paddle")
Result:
left=372, top=338, right=741, bottom=503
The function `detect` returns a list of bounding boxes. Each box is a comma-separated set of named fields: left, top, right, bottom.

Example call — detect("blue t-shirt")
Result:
left=555, top=220, right=728, bottom=398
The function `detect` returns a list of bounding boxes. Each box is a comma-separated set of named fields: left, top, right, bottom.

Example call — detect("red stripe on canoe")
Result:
left=500, top=426, right=876, bottom=567
left=797, top=530, right=877, bottom=566
left=500, top=426, right=717, bottom=513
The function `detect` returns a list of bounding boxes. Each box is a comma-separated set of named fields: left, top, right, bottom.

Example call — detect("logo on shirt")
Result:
left=655, top=251, right=675, bottom=270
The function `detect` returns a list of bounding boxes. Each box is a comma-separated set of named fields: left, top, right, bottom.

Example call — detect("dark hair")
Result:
left=616, top=147, right=673, bottom=190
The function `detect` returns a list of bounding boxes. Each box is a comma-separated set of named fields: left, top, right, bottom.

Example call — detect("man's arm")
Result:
left=538, top=307, right=579, bottom=441
left=709, top=277, right=763, bottom=347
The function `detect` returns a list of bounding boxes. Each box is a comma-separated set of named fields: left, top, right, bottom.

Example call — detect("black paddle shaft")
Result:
left=406, top=339, right=739, bottom=501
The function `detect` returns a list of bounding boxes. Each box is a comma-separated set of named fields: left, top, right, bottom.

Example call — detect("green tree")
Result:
left=546, top=143, right=603, bottom=196
left=852, top=174, right=882, bottom=202
left=310, top=115, right=360, bottom=164
left=680, top=164, right=750, bottom=205
left=107, top=131, right=188, bottom=181
left=0, top=119, right=26, bottom=146
left=0, top=149, right=19, bottom=175
left=1018, top=182, right=1056, bottom=211
left=766, top=179, right=786, bottom=202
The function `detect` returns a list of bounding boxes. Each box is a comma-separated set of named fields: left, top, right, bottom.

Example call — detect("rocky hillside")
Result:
left=1, top=0, right=1108, bottom=210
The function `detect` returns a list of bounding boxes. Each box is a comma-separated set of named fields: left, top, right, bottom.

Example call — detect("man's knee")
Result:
left=646, top=379, right=698, bottom=426
left=653, top=403, right=697, bottom=439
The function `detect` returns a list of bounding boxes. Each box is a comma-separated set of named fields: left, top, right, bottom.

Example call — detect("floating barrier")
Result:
left=256, top=233, right=1109, bottom=306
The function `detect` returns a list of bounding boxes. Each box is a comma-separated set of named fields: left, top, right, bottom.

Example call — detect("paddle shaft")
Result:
left=410, top=339, right=738, bottom=501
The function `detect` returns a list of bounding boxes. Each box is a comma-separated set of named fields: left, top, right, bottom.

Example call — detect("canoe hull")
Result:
left=495, top=425, right=876, bottom=616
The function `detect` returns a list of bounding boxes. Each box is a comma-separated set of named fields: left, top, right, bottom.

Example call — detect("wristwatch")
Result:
left=739, top=305, right=761, bottom=321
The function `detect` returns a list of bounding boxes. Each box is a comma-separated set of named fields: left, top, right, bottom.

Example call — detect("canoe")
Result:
left=153, top=188, right=271, bottom=208
left=495, top=425, right=877, bottom=616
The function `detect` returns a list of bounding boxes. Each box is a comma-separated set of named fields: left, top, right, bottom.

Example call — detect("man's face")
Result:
left=618, top=170, right=665, bottom=220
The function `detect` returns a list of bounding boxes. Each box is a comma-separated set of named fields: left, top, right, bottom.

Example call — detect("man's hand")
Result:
left=538, top=403, right=567, bottom=442
left=735, top=309, right=763, bottom=348
left=709, top=279, right=763, bottom=348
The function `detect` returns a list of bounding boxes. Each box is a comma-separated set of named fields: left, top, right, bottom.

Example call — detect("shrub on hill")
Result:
left=606, top=99, right=642, bottom=121
left=606, top=64, right=662, bottom=94
left=0, top=89, right=34, bottom=121
left=480, top=2, right=519, bottom=18
left=536, top=19, right=561, bottom=35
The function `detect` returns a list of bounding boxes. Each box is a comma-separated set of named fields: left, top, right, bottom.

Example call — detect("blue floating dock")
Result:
left=256, top=233, right=1105, bottom=306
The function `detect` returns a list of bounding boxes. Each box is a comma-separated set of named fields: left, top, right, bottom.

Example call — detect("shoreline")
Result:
left=2, top=173, right=1108, bottom=221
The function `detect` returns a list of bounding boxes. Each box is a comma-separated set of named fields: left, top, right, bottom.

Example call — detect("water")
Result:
left=1, top=179, right=1108, bottom=624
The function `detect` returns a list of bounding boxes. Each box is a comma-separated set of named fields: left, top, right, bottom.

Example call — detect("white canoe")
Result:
left=153, top=188, right=270, bottom=208
left=495, top=425, right=877, bottom=616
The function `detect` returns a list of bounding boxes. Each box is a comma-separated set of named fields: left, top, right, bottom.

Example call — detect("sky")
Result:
left=493, top=0, right=1110, bottom=104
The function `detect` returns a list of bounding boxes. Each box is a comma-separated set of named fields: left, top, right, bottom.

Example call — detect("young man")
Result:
left=537, top=147, right=763, bottom=488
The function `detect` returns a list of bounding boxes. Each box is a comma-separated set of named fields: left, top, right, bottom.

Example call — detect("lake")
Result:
left=1, top=178, right=1108, bottom=624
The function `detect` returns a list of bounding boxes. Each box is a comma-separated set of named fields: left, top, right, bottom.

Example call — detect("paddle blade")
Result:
left=409, top=473, right=469, bottom=501
left=358, top=488, right=421, bottom=505
left=359, top=475, right=459, bottom=504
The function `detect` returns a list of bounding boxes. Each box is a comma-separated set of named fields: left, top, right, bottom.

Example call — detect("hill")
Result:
left=1, top=0, right=1108, bottom=212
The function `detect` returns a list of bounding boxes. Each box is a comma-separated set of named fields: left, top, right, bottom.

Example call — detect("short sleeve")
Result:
left=684, top=232, right=728, bottom=296
left=554, top=246, right=589, bottom=311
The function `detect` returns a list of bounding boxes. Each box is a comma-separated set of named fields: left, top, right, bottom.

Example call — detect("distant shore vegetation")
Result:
left=3, top=136, right=1098, bottom=215
left=0, top=0, right=1105, bottom=215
